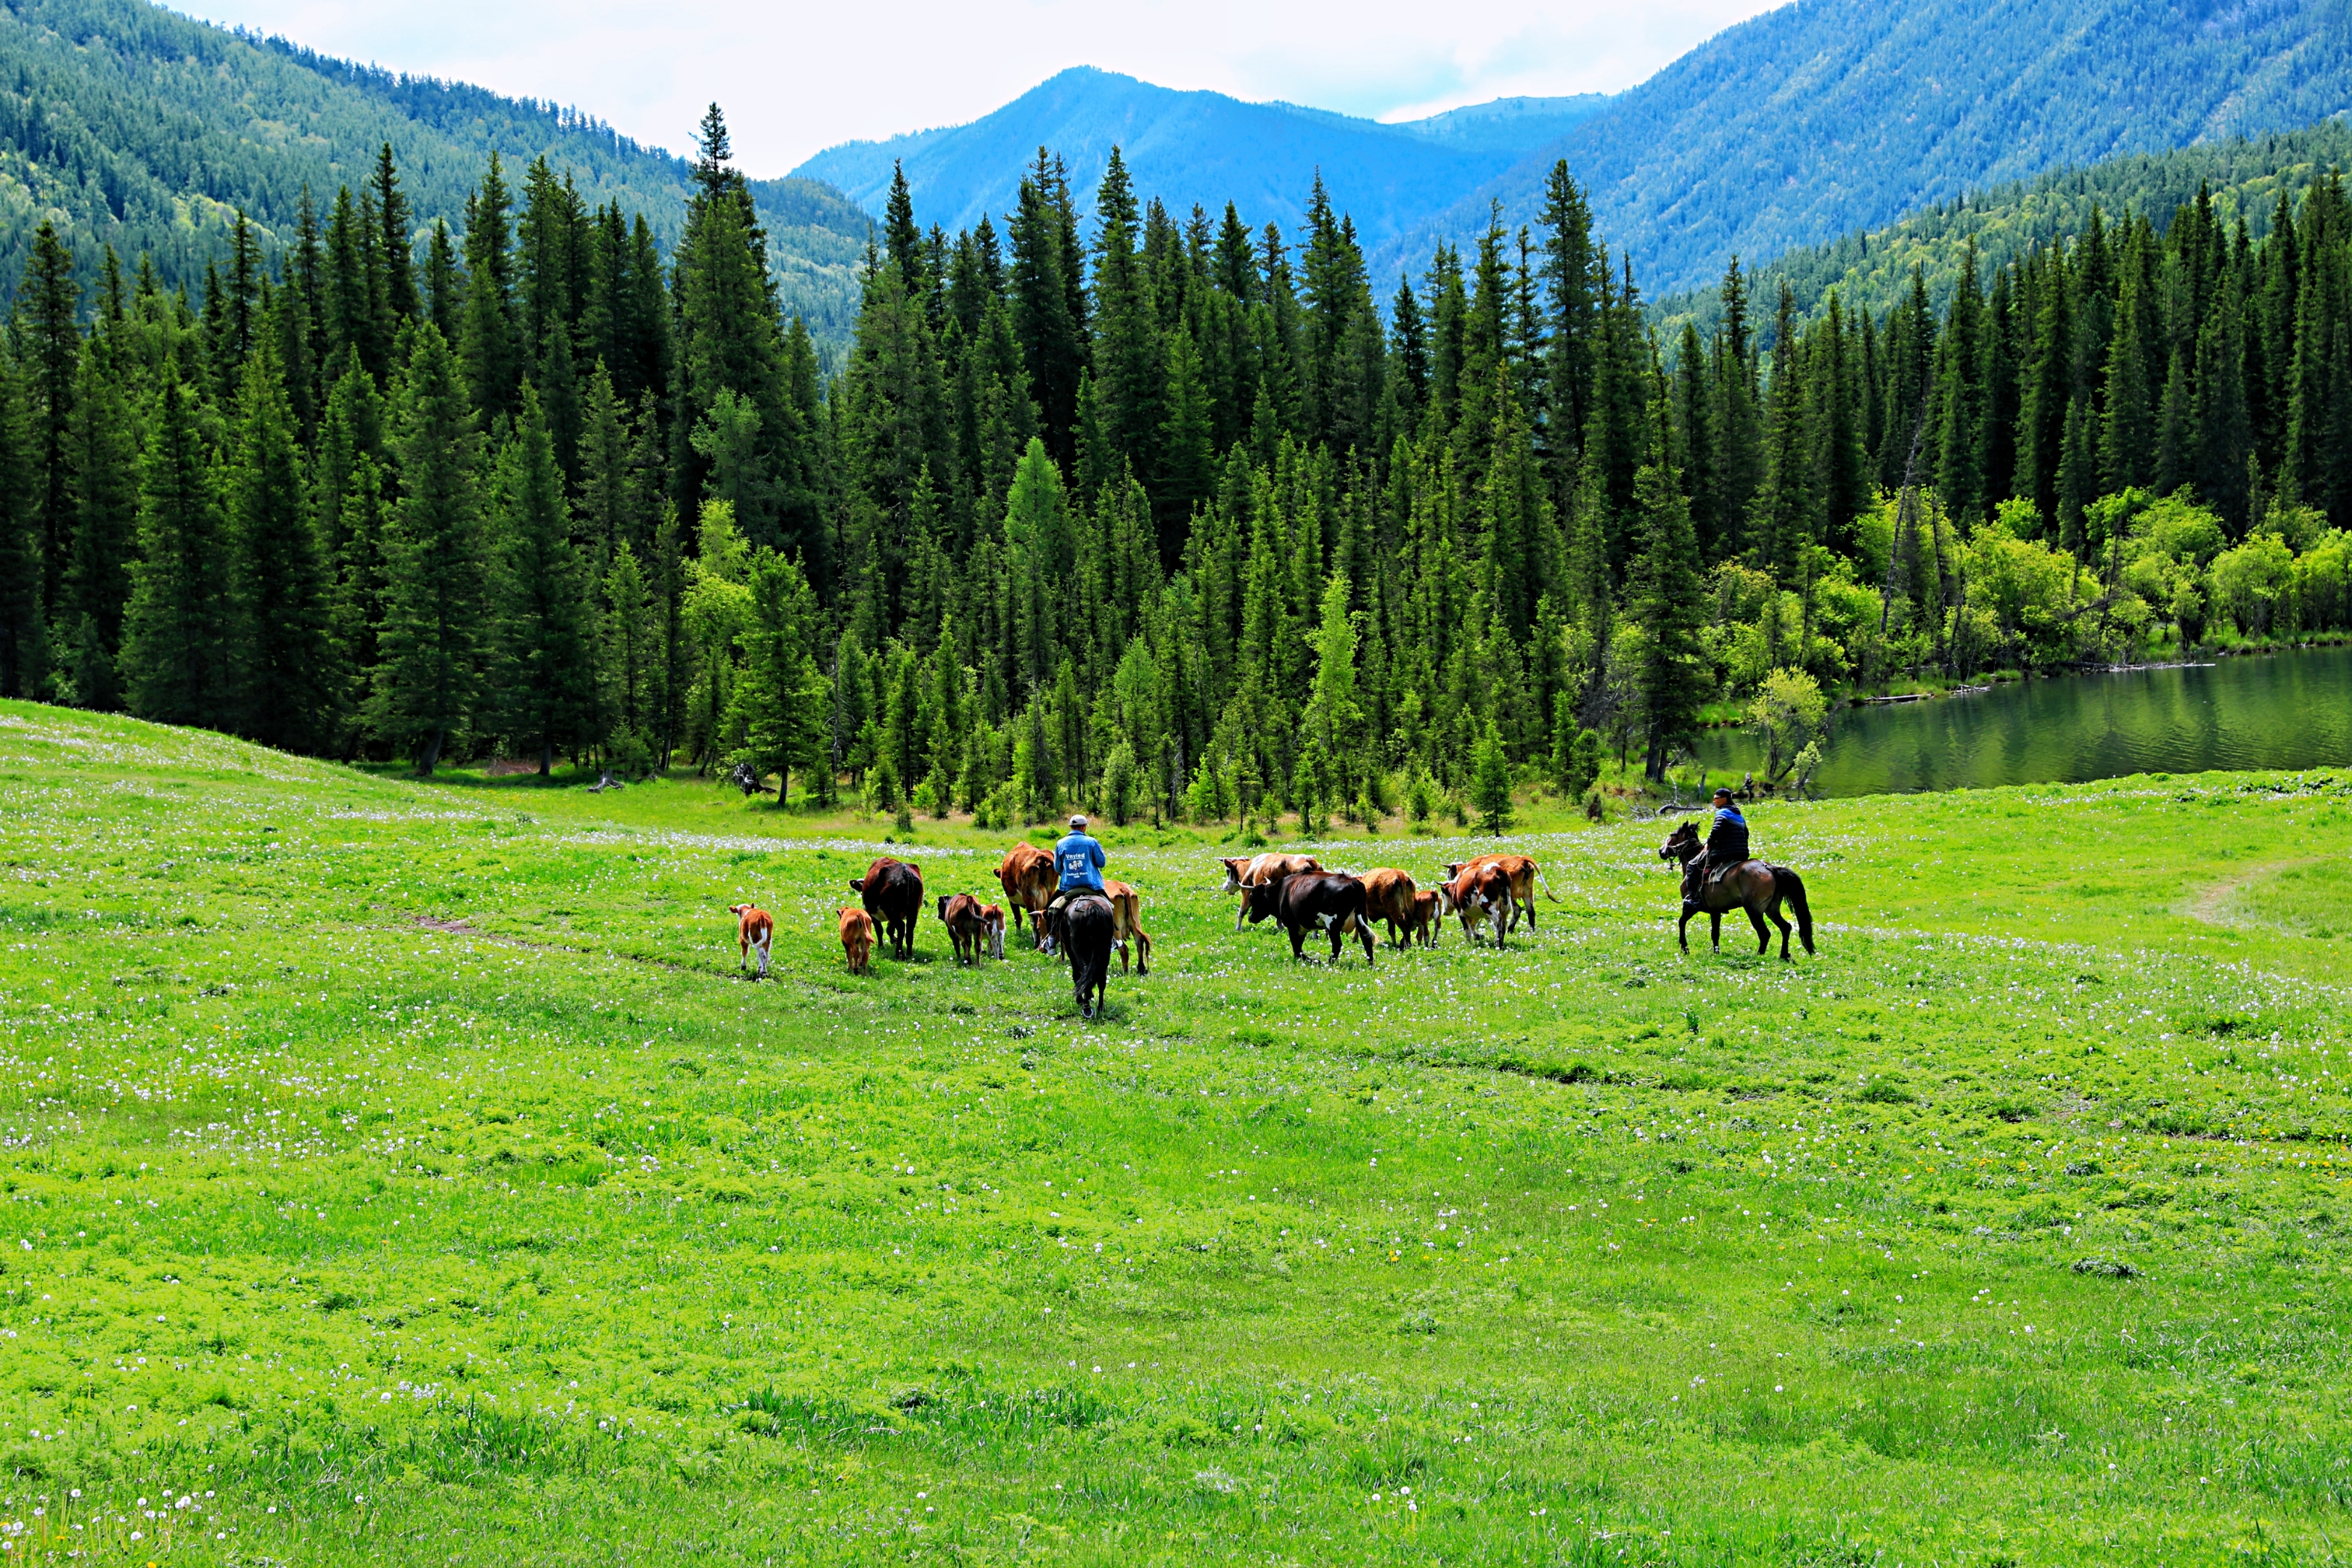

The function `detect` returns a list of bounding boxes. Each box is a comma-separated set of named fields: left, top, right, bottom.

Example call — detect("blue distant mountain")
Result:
left=1387, top=0, right=2352, bottom=293
left=803, top=0, right=2352, bottom=303
left=790, top=68, right=1606, bottom=255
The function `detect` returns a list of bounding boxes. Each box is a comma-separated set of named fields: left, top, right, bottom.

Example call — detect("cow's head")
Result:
left=936, top=895, right=952, bottom=922
left=1217, top=857, right=1248, bottom=894
left=849, top=878, right=867, bottom=896
left=1244, top=878, right=1284, bottom=924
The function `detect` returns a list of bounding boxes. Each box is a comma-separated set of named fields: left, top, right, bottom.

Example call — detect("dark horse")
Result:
left=1659, top=820, right=1816, bottom=960
left=1041, top=894, right=1115, bottom=1019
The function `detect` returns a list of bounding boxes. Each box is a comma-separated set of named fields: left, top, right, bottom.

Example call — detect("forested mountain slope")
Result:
left=0, top=0, right=873, bottom=335
left=791, top=67, right=1601, bottom=255
left=1657, top=121, right=2352, bottom=347
left=1389, top=0, right=2352, bottom=294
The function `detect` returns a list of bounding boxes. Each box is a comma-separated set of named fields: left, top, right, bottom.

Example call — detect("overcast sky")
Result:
left=176, top=0, right=1782, bottom=176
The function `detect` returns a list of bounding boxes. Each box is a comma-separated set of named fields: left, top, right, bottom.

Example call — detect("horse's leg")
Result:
left=1678, top=907, right=1694, bottom=953
left=1710, top=911, right=1723, bottom=952
left=1747, top=903, right=1772, bottom=955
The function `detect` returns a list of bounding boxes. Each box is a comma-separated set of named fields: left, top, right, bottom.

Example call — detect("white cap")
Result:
left=1070, top=815, right=1087, bottom=830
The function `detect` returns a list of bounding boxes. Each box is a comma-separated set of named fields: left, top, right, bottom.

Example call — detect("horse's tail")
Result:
left=1776, top=867, right=1815, bottom=955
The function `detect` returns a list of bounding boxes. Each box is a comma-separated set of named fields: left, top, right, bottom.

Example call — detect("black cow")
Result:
left=849, top=857, right=924, bottom=960
left=1044, top=894, right=1115, bottom=1018
left=1249, top=872, right=1376, bottom=964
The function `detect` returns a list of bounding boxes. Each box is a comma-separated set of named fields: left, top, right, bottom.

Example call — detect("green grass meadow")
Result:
left=1, top=703, right=2350, bottom=1564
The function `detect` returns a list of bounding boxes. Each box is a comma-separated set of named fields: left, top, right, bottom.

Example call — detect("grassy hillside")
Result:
left=0, top=0, right=872, bottom=338
left=0, top=703, right=2348, bottom=1563
left=1655, top=121, right=2352, bottom=346
left=1389, top=0, right=2352, bottom=294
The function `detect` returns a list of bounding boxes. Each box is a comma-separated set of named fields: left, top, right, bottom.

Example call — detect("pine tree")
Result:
left=491, top=388, right=596, bottom=774
left=601, top=539, right=664, bottom=764
left=226, top=340, right=335, bottom=751
left=1625, top=457, right=1707, bottom=782
left=18, top=222, right=79, bottom=626
left=119, top=369, right=226, bottom=727
left=737, top=549, right=825, bottom=803
left=374, top=324, right=490, bottom=773
left=372, top=144, right=420, bottom=332
left=1469, top=720, right=1513, bottom=835
left=0, top=340, right=49, bottom=699
left=61, top=335, right=139, bottom=709
left=462, top=153, right=520, bottom=428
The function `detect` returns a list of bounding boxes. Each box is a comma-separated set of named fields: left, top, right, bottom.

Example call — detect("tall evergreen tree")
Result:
left=226, top=340, right=335, bottom=751
left=492, top=388, right=597, bottom=774
left=374, top=324, right=490, bottom=772
left=119, top=368, right=226, bottom=727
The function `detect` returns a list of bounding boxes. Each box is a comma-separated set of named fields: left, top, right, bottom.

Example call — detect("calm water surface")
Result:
left=1694, top=645, right=2352, bottom=796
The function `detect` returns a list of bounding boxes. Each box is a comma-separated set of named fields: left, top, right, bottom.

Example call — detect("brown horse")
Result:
left=1659, top=820, right=1816, bottom=960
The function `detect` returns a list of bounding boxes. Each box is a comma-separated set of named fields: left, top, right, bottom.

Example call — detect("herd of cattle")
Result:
left=732, top=845, right=1567, bottom=1020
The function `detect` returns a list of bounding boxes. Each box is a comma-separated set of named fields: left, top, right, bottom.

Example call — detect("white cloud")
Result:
left=171, top=0, right=1782, bottom=172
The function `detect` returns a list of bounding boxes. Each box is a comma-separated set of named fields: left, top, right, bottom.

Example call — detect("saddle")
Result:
left=1686, top=856, right=1763, bottom=903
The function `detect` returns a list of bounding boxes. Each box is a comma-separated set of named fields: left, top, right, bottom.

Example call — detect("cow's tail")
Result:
left=1537, top=868, right=1562, bottom=903
left=1776, top=867, right=1816, bottom=955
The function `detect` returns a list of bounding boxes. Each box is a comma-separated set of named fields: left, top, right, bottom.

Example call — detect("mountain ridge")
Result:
left=788, top=66, right=1599, bottom=254
left=0, top=0, right=873, bottom=335
left=1384, top=0, right=2352, bottom=293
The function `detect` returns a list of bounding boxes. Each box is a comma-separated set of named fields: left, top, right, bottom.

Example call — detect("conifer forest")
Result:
left=4, top=105, right=2351, bottom=822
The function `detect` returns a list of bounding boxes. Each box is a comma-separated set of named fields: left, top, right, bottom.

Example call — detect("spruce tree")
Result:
left=372, top=144, right=420, bottom=331
left=0, top=341, right=47, bottom=699
left=462, top=153, right=520, bottom=428
left=373, top=324, right=489, bottom=773
left=61, top=336, right=139, bottom=709
left=1625, top=458, right=1708, bottom=782
left=119, top=369, right=226, bottom=727
left=491, top=388, right=596, bottom=775
left=226, top=340, right=335, bottom=752
left=18, top=222, right=78, bottom=624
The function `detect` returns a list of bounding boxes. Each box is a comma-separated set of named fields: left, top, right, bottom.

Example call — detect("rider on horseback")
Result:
left=1689, top=788, right=1749, bottom=894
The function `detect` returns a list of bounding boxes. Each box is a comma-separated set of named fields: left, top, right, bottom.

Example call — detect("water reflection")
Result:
left=1694, top=646, right=2352, bottom=795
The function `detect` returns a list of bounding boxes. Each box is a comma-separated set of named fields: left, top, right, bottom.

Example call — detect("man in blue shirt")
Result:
left=1042, top=816, right=1106, bottom=952
left=1056, top=814, right=1106, bottom=893
left=1691, top=787, right=1750, bottom=891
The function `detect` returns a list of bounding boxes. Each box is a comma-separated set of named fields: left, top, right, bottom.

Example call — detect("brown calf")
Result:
left=977, top=904, right=1008, bottom=961
left=936, top=893, right=989, bottom=965
left=1357, top=868, right=1418, bottom=948
left=1404, top=889, right=1440, bottom=948
left=1101, top=880, right=1153, bottom=974
left=835, top=907, right=875, bottom=975
left=727, top=903, right=774, bottom=978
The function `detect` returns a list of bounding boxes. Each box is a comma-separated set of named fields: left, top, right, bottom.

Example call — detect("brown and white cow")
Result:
left=1440, top=854, right=1560, bottom=932
left=996, top=841, right=1057, bottom=947
left=1440, top=861, right=1513, bottom=947
left=936, top=892, right=989, bottom=965
left=1101, top=880, right=1153, bottom=974
left=835, top=907, right=875, bottom=975
left=977, top=903, right=1008, bottom=961
left=1216, top=853, right=1322, bottom=930
left=727, top=903, right=774, bottom=978
left=1357, top=868, right=1418, bottom=948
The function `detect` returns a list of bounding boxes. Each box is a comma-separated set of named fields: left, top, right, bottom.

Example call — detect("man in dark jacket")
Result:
left=1689, top=787, right=1750, bottom=893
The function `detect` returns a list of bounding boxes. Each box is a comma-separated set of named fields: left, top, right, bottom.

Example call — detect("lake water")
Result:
left=1693, top=645, right=2352, bottom=796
